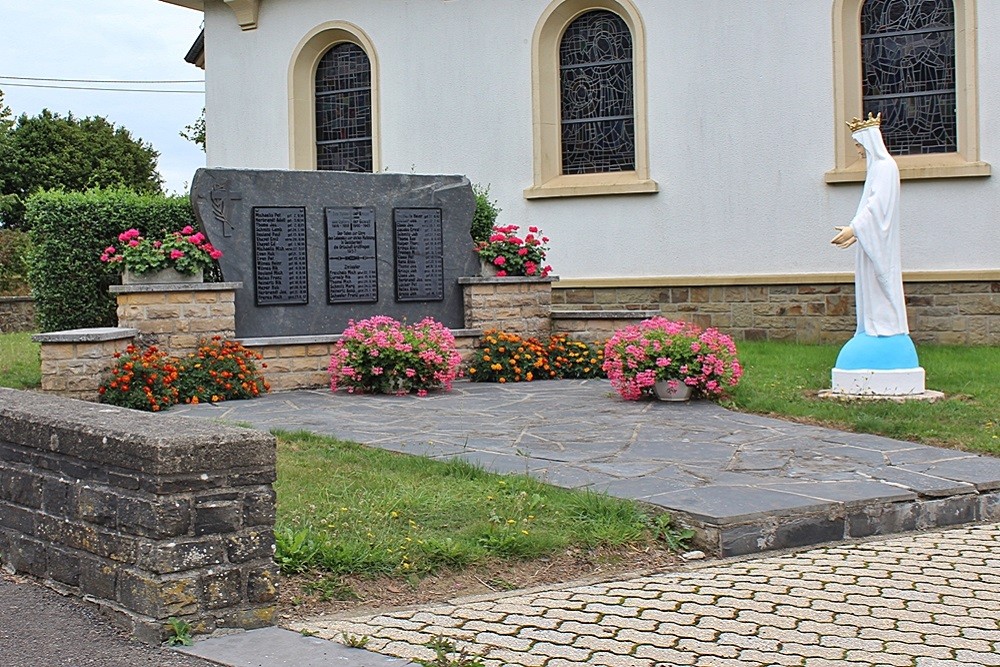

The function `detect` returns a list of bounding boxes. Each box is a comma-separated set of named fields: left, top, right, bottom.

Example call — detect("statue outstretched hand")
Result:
left=831, top=226, right=857, bottom=249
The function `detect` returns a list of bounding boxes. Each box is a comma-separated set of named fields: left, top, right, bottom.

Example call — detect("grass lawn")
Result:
left=728, top=341, right=1000, bottom=455
left=0, top=332, right=40, bottom=390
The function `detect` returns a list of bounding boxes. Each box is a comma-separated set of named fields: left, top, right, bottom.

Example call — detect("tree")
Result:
left=0, top=90, right=17, bottom=225
left=180, top=108, right=206, bottom=152
left=0, top=94, right=163, bottom=228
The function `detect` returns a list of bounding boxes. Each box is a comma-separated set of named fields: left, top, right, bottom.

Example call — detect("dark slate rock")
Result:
left=191, top=168, right=477, bottom=337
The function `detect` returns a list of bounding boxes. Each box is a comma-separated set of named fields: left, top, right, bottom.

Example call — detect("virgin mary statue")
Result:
left=829, top=113, right=925, bottom=395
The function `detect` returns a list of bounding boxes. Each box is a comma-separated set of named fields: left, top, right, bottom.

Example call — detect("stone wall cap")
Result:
left=0, top=387, right=275, bottom=474
left=0, top=295, right=33, bottom=303
left=551, top=309, right=660, bottom=319
left=33, top=327, right=139, bottom=343
left=109, top=281, right=243, bottom=294
left=458, top=275, right=559, bottom=285
left=239, top=328, right=483, bottom=347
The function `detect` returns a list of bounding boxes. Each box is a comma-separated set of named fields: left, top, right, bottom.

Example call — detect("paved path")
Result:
left=173, top=380, right=1000, bottom=556
left=293, top=522, right=1000, bottom=667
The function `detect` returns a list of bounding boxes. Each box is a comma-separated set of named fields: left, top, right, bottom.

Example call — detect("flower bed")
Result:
left=98, top=336, right=269, bottom=411
left=602, top=317, right=743, bottom=401
left=328, top=316, right=463, bottom=396
left=468, top=330, right=604, bottom=383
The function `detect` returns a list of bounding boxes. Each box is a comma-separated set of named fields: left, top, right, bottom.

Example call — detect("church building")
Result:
left=161, top=0, right=998, bottom=345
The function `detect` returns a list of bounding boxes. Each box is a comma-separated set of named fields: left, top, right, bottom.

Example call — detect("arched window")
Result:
left=525, top=0, right=656, bottom=199
left=861, top=0, right=955, bottom=155
left=827, top=0, right=987, bottom=181
left=315, top=43, right=373, bottom=172
left=288, top=22, right=380, bottom=172
left=559, top=10, right=635, bottom=174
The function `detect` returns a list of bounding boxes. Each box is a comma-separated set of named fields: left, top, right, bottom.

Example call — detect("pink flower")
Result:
left=493, top=256, right=506, bottom=266
left=169, top=249, right=185, bottom=260
left=517, top=247, right=528, bottom=256
left=209, top=249, right=223, bottom=260
left=187, top=232, right=206, bottom=244
left=181, top=225, right=194, bottom=235
left=496, top=270, right=507, bottom=277
left=529, top=226, right=539, bottom=233
left=104, top=246, right=116, bottom=255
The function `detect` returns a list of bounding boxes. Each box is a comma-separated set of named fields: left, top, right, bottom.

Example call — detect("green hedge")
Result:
left=26, top=189, right=197, bottom=332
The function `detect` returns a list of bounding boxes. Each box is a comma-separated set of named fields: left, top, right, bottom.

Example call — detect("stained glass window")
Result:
left=559, top=10, right=635, bottom=174
left=315, top=43, right=373, bottom=172
left=861, top=0, right=956, bottom=155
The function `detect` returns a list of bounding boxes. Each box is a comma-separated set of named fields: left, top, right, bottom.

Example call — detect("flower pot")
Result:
left=654, top=380, right=692, bottom=402
left=479, top=258, right=499, bottom=277
left=122, top=267, right=203, bottom=285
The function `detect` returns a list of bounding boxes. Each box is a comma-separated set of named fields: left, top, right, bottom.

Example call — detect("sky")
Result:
left=0, top=0, right=206, bottom=195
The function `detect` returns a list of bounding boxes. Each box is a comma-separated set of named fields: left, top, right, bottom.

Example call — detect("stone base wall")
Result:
left=460, top=277, right=554, bottom=340
left=553, top=280, right=1000, bottom=345
left=111, top=283, right=240, bottom=355
left=0, top=296, right=36, bottom=333
left=0, top=388, right=278, bottom=643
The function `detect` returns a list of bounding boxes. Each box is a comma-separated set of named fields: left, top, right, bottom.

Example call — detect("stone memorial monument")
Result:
left=827, top=113, right=928, bottom=397
left=190, top=168, right=477, bottom=338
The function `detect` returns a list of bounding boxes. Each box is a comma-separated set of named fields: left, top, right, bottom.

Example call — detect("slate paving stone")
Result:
left=169, top=379, right=1000, bottom=556
left=758, top=480, right=917, bottom=505
left=643, top=486, right=835, bottom=525
left=859, top=466, right=977, bottom=497
left=900, top=457, right=1000, bottom=491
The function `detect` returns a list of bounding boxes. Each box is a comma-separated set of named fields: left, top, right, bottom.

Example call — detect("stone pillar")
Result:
left=460, top=276, right=555, bottom=340
left=32, top=327, right=137, bottom=400
left=0, top=388, right=278, bottom=643
left=110, top=282, right=241, bottom=356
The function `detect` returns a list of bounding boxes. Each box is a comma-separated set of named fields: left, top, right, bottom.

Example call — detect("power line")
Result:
left=0, top=75, right=203, bottom=84
left=0, top=82, right=203, bottom=94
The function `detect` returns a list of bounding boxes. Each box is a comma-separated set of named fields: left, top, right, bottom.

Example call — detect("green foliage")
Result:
left=0, top=107, right=162, bottom=228
left=648, top=513, right=696, bottom=552
left=0, top=333, right=40, bottom=389
left=416, top=636, right=488, bottom=667
left=164, top=617, right=193, bottom=647
left=180, top=108, right=206, bottom=152
left=0, top=228, right=31, bottom=294
left=341, top=632, right=370, bottom=649
left=25, top=188, right=197, bottom=331
left=470, top=183, right=499, bottom=244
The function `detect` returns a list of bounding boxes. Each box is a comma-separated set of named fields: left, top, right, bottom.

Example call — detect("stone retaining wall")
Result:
left=0, top=388, right=278, bottom=643
left=0, top=295, right=36, bottom=333
left=553, top=279, right=1000, bottom=345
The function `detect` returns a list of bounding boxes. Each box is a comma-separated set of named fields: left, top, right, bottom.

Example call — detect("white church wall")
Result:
left=202, top=0, right=1000, bottom=281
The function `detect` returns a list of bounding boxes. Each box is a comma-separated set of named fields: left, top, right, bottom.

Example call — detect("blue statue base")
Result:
left=831, top=333, right=925, bottom=396
left=834, top=332, right=919, bottom=370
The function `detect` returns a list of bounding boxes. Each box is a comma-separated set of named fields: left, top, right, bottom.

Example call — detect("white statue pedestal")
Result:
left=830, top=367, right=925, bottom=395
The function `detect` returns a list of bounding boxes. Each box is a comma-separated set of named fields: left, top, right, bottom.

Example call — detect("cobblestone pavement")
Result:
left=293, top=523, right=1000, bottom=667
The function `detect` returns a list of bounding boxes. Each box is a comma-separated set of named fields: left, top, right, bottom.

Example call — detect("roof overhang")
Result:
left=158, top=0, right=259, bottom=31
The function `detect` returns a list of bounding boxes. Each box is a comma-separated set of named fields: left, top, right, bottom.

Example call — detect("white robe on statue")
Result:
left=849, top=126, right=909, bottom=336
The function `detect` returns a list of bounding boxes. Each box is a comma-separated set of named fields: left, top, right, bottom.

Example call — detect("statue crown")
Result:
left=847, top=112, right=881, bottom=133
